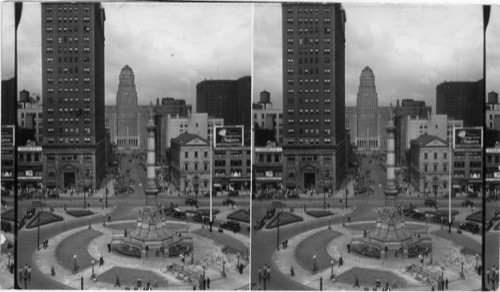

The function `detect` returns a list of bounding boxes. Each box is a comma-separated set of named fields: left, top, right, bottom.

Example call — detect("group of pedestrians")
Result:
left=257, top=263, right=271, bottom=283
left=486, top=265, right=499, bottom=290
left=18, top=263, right=32, bottom=284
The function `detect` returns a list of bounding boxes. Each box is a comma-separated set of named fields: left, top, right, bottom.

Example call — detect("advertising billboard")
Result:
left=453, top=127, right=483, bottom=149
left=214, top=125, right=244, bottom=147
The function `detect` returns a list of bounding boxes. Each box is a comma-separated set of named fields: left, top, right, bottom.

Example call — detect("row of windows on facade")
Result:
left=288, top=98, right=331, bottom=105
left=47, top=127, right=91, bottom=134
left=47, top=117, right=90, bottom=124
left=287, top=128, right=331, bottom=135
left=287, top=108, right=332, bottom=115
left=453, top=161, right=482, bottom=168
left=47, top=56, right=90, bottom=65
left=286, top=57, right=330, bottom=65
left=46, top=107, right=91, bottom=114
left=46, top=68, right=90, bottom=76
left=45, top=5, right=91, bottom=13
left=46, top=16, right=90, bottom=23
left=286, top=169, right=333, bottom=179
left=451, top=171, right=481, bottom=179
left=421, top=163, right=449, bottom=172
left=45, top=137, right=91, bottom=144
left=253, top=113, right=283, bottom=119
left=286, top=27, right=331, bottom=34
left=46, top=76, right=88, bottom=85
left=45, top=154, right=92, bottom=161
left=46, top=47, right=91, bottom=55
left=214, top=150, right=251, bottom=157
left=18, top=153, right=41, bottom=163
left=20, top=113, right=43, bottom=119
left=45, top=26, right=91, bottom=33
left=287, top=48, right=332, bottom=55
left=46, top=37, right=90, bottom=44
left=486, top=154, right=500, bottom=164
left=286, top=88, right=333, bottom=95
left=286, top=154, right=334, bottom=161
left=288, top=68, right=332, bottom=75
left=286, top=138, right=332, bottom=144
left=286, top=7, right=331, bottom=14
left=214, top=160, right=250, bottom=167
left=257, top=154, right=281, bottom=163
left=213, top=170, right=250, bottom=178
left=288, top=79, right=332, bottom=85
left=452, top=152, right=482, bottom=160
left=46, top=97, right=91, bottom=105
left=287, top=37, right=331, bottom=45
left=286, top=17, right=331, bottom=24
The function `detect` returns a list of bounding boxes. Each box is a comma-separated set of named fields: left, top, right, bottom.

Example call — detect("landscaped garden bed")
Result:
left=265, top=211, right=303, bottom=229
left=66, top=209, right=94, bottom=217
left=187, top=208, right=220, bottom=215
left=465, top=210, right=482, bottom=223
left=25, top=211, right=63, bottom=229
left=227, top=209, right=250, bottom=223
left=0, top=209, right=15, bottom=222
left=306, top=209, right=334, bottom=218
left=351, top=243, right=381, bottom=258
left=433, top=209, right=459, bottom=217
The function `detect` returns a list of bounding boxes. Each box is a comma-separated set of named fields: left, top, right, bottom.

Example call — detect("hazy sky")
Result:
left=2, top=2, right=252, bottom=110
left=487, top=6, right=499, bottom=95
left=253, top=4, right=483, bottom=110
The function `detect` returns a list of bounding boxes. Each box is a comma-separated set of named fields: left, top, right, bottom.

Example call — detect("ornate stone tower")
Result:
left=384, top=106, right=398, bottom=207
left=145, top=105, right=159, bottom=206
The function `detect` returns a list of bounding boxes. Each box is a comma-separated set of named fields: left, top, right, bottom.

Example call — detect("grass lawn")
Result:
left=431, top=229, right=481, bottom=255
left=336, top=267, right=407, bottom=288
left=465, top=211, right=482, bottom=223
left=295, top=229, right=342, bottom=273
left=25, top=211, right=63, bottom=229
left=265, top=212, right=303, bottom=229
left=105, top=222, right=186, bottom=231
left=55, top=229, right=102, bottom=272
left=345, top=222, right=425, bottom=232
left=1, top=209, right=15, bottom=221
left=227, top=209, right=250, bottom=223
left=98, top=267, right=169, bottom=288
left=193, top=228, right=247, bottom=253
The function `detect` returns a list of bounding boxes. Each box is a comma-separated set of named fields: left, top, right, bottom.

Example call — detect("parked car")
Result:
left=1, top=222, right=12, bottom=232
left=411, top=209, right=426, bottom=220
left=461, top=200, right=475, bottom=208
left=25, top=207, right=37, bottom=219
left=424, top=199, right=439, bottom=208
left=192, top=212, right=215, bottom=224
left=171, top=208, right=187, bottom=220
left=253, top=219, right=265, bottom=231
left=221, top=220, right=241, bottom=232
left=484, top=221, right=494, bottom=232
left=459, top=222, right=480, bottom=234
left=185, top=198, right=199, bottom=207
left=222, top=199, right=235, bottom=206
left=403, top=207, right=415, bottom=217
left=493, top=209, right=500, bottom=220
left=264, top=207, right=276, bottom=219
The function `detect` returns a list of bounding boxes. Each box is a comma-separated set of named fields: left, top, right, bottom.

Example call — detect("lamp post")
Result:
left=193, top=175, right=199, bottom=209
left=73, top=255, right=78, bottom=274
left=276, top=210, right=280, bottom=251
left=91, top=260, right=95, bottom=278
left=88, top=216, right=91, bottom=229
left=330, top=260, right=334, bottom=277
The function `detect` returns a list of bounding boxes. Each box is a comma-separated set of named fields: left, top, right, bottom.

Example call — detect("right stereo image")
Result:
left=251, top=3, right=499, bottom=291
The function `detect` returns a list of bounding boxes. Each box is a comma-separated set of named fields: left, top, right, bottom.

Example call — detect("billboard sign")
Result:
left=453, top=127, right=483, bottom=149
left=214, top=126, right=244, bottom=147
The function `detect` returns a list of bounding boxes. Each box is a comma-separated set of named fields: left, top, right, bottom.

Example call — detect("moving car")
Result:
left=493, top=209, right=500, bottom=220
left=264, top=207, right=276, bottom=219
left=411, top=209, right=426, bottom=220
left=253, top=219, right=265, bottom=231
left=192, top=212, right=215, bottom=224
left=221, top=220, right=241, bottom=232
left=424, top=199, right=439, bottom=208
left=172, top=208, right=187, bottom=220
left=185, top=198, right=199, bottom=207
left=222, top=199, right=235, bottom=206
left=459, top=222, right=479, bottom=234
left=461, top=200, right=475, bottom=208
left=432, top=214, right=454, bottom=224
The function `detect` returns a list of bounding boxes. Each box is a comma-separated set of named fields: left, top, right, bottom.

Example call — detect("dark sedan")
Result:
left=459, top=222, right=480, bottom=234
left=222, top=199, right=235, bottom=206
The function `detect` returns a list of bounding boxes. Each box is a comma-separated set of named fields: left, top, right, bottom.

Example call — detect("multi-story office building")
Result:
left=165, top=113, right=223, bottom=150
left=486, top=91, right=500, bottom=130
left=41, top=3, right=106, bottom=190
left=436, top=79, right=484, bottom=127
left=452, top=127, right=483, bottom=193
left=196, top=76, right=251, bottom=140
left=254, top=143, right=283, bottom=191
left=115, top=65, right=139, bottom=149
left=282, top=3, right=347, bottom=191
left=406, top=114, right=463, bottom=151
left=409, top=134, right=450, bottom=197
left=18, top=90, right=44, bottom=144
left=169, top=133, right=211, bottom=195
left=213, top=145, right=251, bottom=192
left=17, top=141, right=44, bottom=189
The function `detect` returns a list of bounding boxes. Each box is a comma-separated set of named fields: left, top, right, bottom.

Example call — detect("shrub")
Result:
left=25, top=211, right=63, bottom=229
left=352, top=243, right=380, bottom=258
left=407, top=244, right=432, bottom=258
left=265, top=212, right=303, bottom=229
left=227, top=209, right=250, bottom=223
left=66, top=209, right=94, bottom=217
left=306, top=210, right=334, bottom=218
left=114, top=243, right=141, bottom=258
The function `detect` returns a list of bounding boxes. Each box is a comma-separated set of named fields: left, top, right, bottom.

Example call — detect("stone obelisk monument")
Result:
left=144, top=105, right=159, bottom=206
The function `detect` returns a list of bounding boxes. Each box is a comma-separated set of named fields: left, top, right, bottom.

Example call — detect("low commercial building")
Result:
left=17, top=141, right=43, bottom=188
left=409, top=134, right=451, bottom=197
left=170, top=133, right=211, bottom=195
left=254, top=143, right=283, bottom=191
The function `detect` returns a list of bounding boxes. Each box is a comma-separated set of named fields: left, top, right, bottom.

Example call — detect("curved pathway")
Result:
left=32, top=220, right=249, bottom=290
left=270, top=221, right=482, bottom=291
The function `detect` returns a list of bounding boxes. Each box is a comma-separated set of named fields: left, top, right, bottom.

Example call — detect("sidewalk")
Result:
left=32, top=220, right=249, bottom=290
left=271, top=221, right=482, bottom=291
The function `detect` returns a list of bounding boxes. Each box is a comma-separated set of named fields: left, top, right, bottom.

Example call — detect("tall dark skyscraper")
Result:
left=41, top=3, right=106, bottom=189
left=436, top=79, right=484, bottom=127
left=281, top=3, right=347, bottom=190
left=196, top=76, right=251, bottom=138
left=116, top=65, right=139, bottom=148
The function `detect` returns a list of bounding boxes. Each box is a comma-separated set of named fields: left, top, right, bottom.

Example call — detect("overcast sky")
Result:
left=487, top=6, right=499, bottom=95
left=2, top=2, right=252, bottom=110
left=254, top=4, right=483, bottom=110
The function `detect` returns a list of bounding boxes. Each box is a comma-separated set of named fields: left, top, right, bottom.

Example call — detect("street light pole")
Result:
left=37, top=208, right=40, bottom=251
left=276, top=211, right=280, bottom=251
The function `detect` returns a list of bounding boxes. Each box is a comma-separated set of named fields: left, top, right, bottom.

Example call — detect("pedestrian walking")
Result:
left=108, top=214, right=112, bottom=222
left=99, top=253, right=104, bottom=266
left=114, top=275, right=121, bottom=287
left=290, top=266, right=295, bottom=276
left=27, top=265, right=31, bottom=282
left=354, top=275, right=360, bottom=287
left=206, top=277, right=210, bottom=289
left=258, top=266, right=262, bottom=283
left=445, top=278, right=448, bottom=290
left=267, top=266, right=271, bottom=282
left=137, top=278, right=142, bottom=288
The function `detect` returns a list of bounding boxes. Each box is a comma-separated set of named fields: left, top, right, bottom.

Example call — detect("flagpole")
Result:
left=448, top=126, right=453, bottom=233
left=209, top=137, right=213, bottom=232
